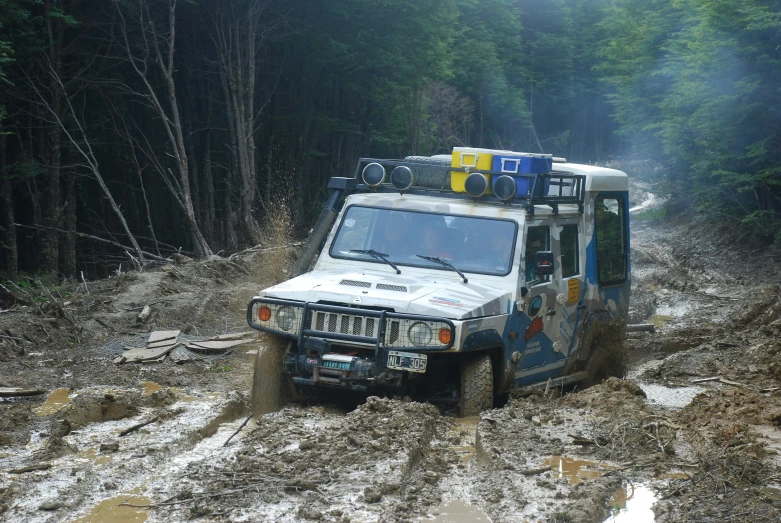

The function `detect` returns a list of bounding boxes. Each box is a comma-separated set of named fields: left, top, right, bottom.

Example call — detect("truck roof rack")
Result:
left=349, top=157, right=586, bottom=215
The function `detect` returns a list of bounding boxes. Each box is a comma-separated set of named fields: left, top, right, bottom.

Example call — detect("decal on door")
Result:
left=567, top=279, right=579, bottom=304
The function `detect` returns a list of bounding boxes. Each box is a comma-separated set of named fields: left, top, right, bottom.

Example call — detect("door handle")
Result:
left=546, top=308, right=556, bottom=317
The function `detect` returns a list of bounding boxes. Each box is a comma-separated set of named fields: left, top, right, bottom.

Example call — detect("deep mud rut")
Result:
left=3, top=184, right=781, bottom=522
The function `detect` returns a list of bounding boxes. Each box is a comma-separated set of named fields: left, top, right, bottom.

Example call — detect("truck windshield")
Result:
left=329, top=206, right=517, bottom=276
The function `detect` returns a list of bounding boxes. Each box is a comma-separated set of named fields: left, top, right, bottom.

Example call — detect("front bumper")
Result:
left=247, top=298, right=456, bottom=389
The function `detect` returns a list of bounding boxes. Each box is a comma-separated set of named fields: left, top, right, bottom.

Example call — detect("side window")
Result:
left=595, top=196, right=627, bottom=285
left=525, top=226, right=550, bottom=285
left=560, top=224, right=579, bottom=278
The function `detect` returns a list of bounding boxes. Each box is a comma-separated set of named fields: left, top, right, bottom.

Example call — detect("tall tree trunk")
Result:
left=115, top=0, right=212, bottom=257
left=41, top=0, right=64, bottom=276
left=201, top=129, right=216, bottom=245
left=0, top=134, right=17, bottom=280
left=59, top=168, right=77, bottom=277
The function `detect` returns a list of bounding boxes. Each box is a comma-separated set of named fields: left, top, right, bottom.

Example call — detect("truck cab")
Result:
left=248, top=154, right=630, bottom=416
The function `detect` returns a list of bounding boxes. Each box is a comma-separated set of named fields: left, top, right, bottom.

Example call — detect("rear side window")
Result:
left=595, top=196, right=627, bottom=285
left=524, top=226, right=550, bottom=285
left=560, top=224, right=579, bottom=278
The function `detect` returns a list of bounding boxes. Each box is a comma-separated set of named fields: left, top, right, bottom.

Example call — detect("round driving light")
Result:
left=493, top=175, right=517, bottom=201
left=362, top=162, right=386, bottom=187
left=276, top=306, right=296, bottom=331
left=464, top=172, right=488, bottom=198
left=408, top=322, right=432, bottom=346
left=438, top=328, right=452, bottom=345
left=258, top=305, right=271, bottom=322
left=390, top=166, right=414, bottom=192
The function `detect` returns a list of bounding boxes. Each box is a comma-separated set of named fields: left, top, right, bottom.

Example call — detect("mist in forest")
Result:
left=0, top=0, right=779, bottom=278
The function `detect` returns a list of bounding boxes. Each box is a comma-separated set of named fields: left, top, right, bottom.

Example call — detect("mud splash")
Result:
left=33, top=388, right=71, bottom=416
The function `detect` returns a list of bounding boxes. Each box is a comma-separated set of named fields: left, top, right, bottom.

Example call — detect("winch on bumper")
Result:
left=247, top=297, right=456, bottom=392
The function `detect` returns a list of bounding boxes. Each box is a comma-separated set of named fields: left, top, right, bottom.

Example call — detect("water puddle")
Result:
left=449, top=416, right=479, bottom=462
left=648, top=314, right=675, bottom=329
left=545, top=456, right=616, bottom=485
left=759, top=486, right=781, bottom=501
left=605, top=483, right=657, bottom=522
left=422, top=500, right=492, bottom=522
left=140, top=381, right=163, bottom=396
left=77, top=447, right=112, bottom=465
left=639, top=383, right=704, bottom=409
left=73, top=488, right=150, bottom=523
left=33, top=388, right=71, bottom=416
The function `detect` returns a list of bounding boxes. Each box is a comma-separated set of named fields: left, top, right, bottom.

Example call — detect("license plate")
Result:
left=386, top=351, right=427, bottom=373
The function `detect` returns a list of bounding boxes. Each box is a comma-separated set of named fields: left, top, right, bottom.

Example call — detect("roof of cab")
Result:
left=554, top=163, right=628, bottom=192
left=345, top=192, right=529, bottom=221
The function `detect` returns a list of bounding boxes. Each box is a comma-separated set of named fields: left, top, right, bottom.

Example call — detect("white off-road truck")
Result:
left=248, top=151, right=630, bottom=416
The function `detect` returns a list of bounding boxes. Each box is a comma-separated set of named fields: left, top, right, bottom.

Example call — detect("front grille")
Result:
left=339, top=279, right=371, bottom=288
left=309, top=311, right=378, bottom=343
left=389, top=321, right=400, bottom=344
left=321, top=360, right=351, bottom=370
left=376, top=283, right=407, bottom=292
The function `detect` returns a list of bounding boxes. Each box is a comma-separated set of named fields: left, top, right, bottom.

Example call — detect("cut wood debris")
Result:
left=185, top=339, right=254, bottom=353
left=148, top=330, right=180, bottom=343
left=0, top=387, right=47, bottom=398
left=114, top=331, right=255, bottom=363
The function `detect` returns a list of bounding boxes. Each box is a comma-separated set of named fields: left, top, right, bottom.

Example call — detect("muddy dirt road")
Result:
left=2, top=186, right=781, bottom=522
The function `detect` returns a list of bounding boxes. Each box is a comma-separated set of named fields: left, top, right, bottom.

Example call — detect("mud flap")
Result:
left=251, top=338, right=292, bottom=418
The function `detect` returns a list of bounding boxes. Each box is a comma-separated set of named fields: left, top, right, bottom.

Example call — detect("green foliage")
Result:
left=600, top=0, right=781, bottom=242
left=633, top=207, right=667, bottom=221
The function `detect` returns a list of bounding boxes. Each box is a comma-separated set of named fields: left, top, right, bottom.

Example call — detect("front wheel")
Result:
left=251, top=336, right=291, bottom=418
left=459, top=353, right=494, bottom=417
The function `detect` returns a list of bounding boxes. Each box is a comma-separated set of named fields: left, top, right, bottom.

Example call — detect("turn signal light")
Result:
left=438, top=328, right=452, bottom=345
left=258, top=306, right=271, bottom=322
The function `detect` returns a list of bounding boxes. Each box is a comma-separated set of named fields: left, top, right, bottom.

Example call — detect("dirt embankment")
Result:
left=2, top=189, right=781, bottom=522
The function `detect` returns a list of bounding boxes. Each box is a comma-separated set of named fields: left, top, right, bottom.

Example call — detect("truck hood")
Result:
left=259, top=270, right=512, bottom=320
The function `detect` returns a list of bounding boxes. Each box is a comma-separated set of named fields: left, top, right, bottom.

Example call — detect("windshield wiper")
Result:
left=350, top=249, right=401, bottom=274
left=416, top=255, right=468, bottom=283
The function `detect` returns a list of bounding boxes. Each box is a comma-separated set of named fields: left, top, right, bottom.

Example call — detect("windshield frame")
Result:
left=328, top=204, right=519, bottom=277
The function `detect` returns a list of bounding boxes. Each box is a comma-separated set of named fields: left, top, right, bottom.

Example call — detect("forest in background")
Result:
left=0, top=0, right=779, bottom=279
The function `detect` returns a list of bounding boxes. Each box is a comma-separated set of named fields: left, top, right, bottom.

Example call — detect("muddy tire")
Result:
left=251, top=336, right=291, bottom=418
left=582, top=325, right=627, bottom=388
left=459, top=353, right=493, bottom=417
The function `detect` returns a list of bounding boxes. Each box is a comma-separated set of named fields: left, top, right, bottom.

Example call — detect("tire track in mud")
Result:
left=152, top=397, right=452, bottom=522
left=1, top=387, right=252, bottom=523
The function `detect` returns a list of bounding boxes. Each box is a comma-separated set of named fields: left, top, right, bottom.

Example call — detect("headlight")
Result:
left=408, top=322, right=433, bottom=346
left=276, top=306, right=296, bottom=331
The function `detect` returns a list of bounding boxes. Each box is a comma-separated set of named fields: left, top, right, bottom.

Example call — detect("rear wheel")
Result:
left=251, top=336, right=292, bottom=418
left=581, top=324, right=627, bottom=388
left=459, top=353, right=494, bottom=417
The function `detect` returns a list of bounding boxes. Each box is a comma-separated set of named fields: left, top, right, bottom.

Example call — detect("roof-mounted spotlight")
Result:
left=390, top=166, right=414, bottom=193
left=362, top=162, right=385, bottom=188
left=493, top=175, right=516, bottom=203
left=464, top=172, right=488, bottom=199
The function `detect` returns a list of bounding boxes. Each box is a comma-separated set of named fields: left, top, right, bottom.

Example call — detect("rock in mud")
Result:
left=100, top=442, right=119, bottom=452
left=54, top=392, right=139, bottom=434
left=38, top=501, right=65, bottom=511
left=363, top=486, right=382, bottom=503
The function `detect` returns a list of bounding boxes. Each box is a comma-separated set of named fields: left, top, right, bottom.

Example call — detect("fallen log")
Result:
left=0, top=387, right=47, bottom=398
left=119, top=416, right=160, bottom=437
left=626, top=323, right=655, bottom=333
left=8, top=463, right=52, bottom=474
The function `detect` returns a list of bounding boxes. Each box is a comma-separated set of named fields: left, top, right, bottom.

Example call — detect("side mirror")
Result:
left=535, top=251, right=554, bottom=276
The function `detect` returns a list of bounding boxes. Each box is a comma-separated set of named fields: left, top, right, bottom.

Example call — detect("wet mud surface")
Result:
left=3, top=186, right=781, bottom=521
